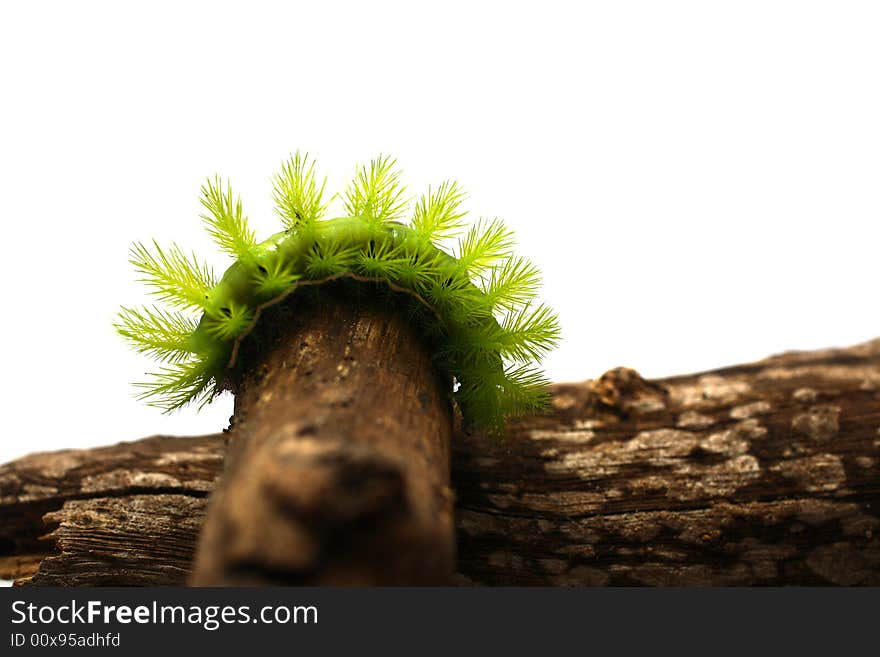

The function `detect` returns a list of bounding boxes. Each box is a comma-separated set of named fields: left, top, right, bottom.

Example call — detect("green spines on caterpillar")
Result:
left=116, top=153, right=561, bottom=432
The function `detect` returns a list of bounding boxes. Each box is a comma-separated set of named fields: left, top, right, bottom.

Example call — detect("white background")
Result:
left=1, top=1, right=878, bottom=465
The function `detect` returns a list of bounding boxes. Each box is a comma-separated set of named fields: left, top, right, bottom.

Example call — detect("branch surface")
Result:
left=191, top=284, right=455, bottom=585
left=2, top=340, right=879, bottom=585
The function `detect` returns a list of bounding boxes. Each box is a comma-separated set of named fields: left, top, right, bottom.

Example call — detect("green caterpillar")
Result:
left=116, top=153, right=560, bottom=432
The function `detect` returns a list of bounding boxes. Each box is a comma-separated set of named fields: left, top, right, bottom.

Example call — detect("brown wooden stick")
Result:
left=0, top=434, right=221, bottom=586
left=2, top=339, right=878, bottom=585
left=189, top=282, right=455, bottom=585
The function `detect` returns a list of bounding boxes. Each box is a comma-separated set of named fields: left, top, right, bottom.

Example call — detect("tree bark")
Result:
left=190, top=282, right=455, bottom=585
left=0, top=434, right=220, bottom=586
left=2, top=339, right=879, bottom=586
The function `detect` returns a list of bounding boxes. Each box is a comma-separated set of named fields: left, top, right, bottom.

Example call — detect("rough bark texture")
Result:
left=2, top=339, right=879, bottom=586
left=0, top=435, right=220, bottom=585
left=190, top=283, right=455, bottom=585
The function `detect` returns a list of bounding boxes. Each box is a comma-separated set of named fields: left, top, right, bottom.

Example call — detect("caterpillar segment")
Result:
left=117, top=155, right=560, bottom=432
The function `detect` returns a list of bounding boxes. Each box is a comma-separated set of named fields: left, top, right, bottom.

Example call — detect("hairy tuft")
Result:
left=118, top=154, right=561, bottom=432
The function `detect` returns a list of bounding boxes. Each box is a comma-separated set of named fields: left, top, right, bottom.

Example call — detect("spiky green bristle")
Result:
left=116, top=153, right=561, bottom=432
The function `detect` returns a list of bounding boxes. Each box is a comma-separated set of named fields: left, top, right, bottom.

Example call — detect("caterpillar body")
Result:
left=116, top=154, right=561, bottom=432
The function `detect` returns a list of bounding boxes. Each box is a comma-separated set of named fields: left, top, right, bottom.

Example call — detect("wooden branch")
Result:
left=191, top=283, right=455, bottom=585
left=0, top=435, right=221, bottom=585
left=2, top=339, right=879, bottom=585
